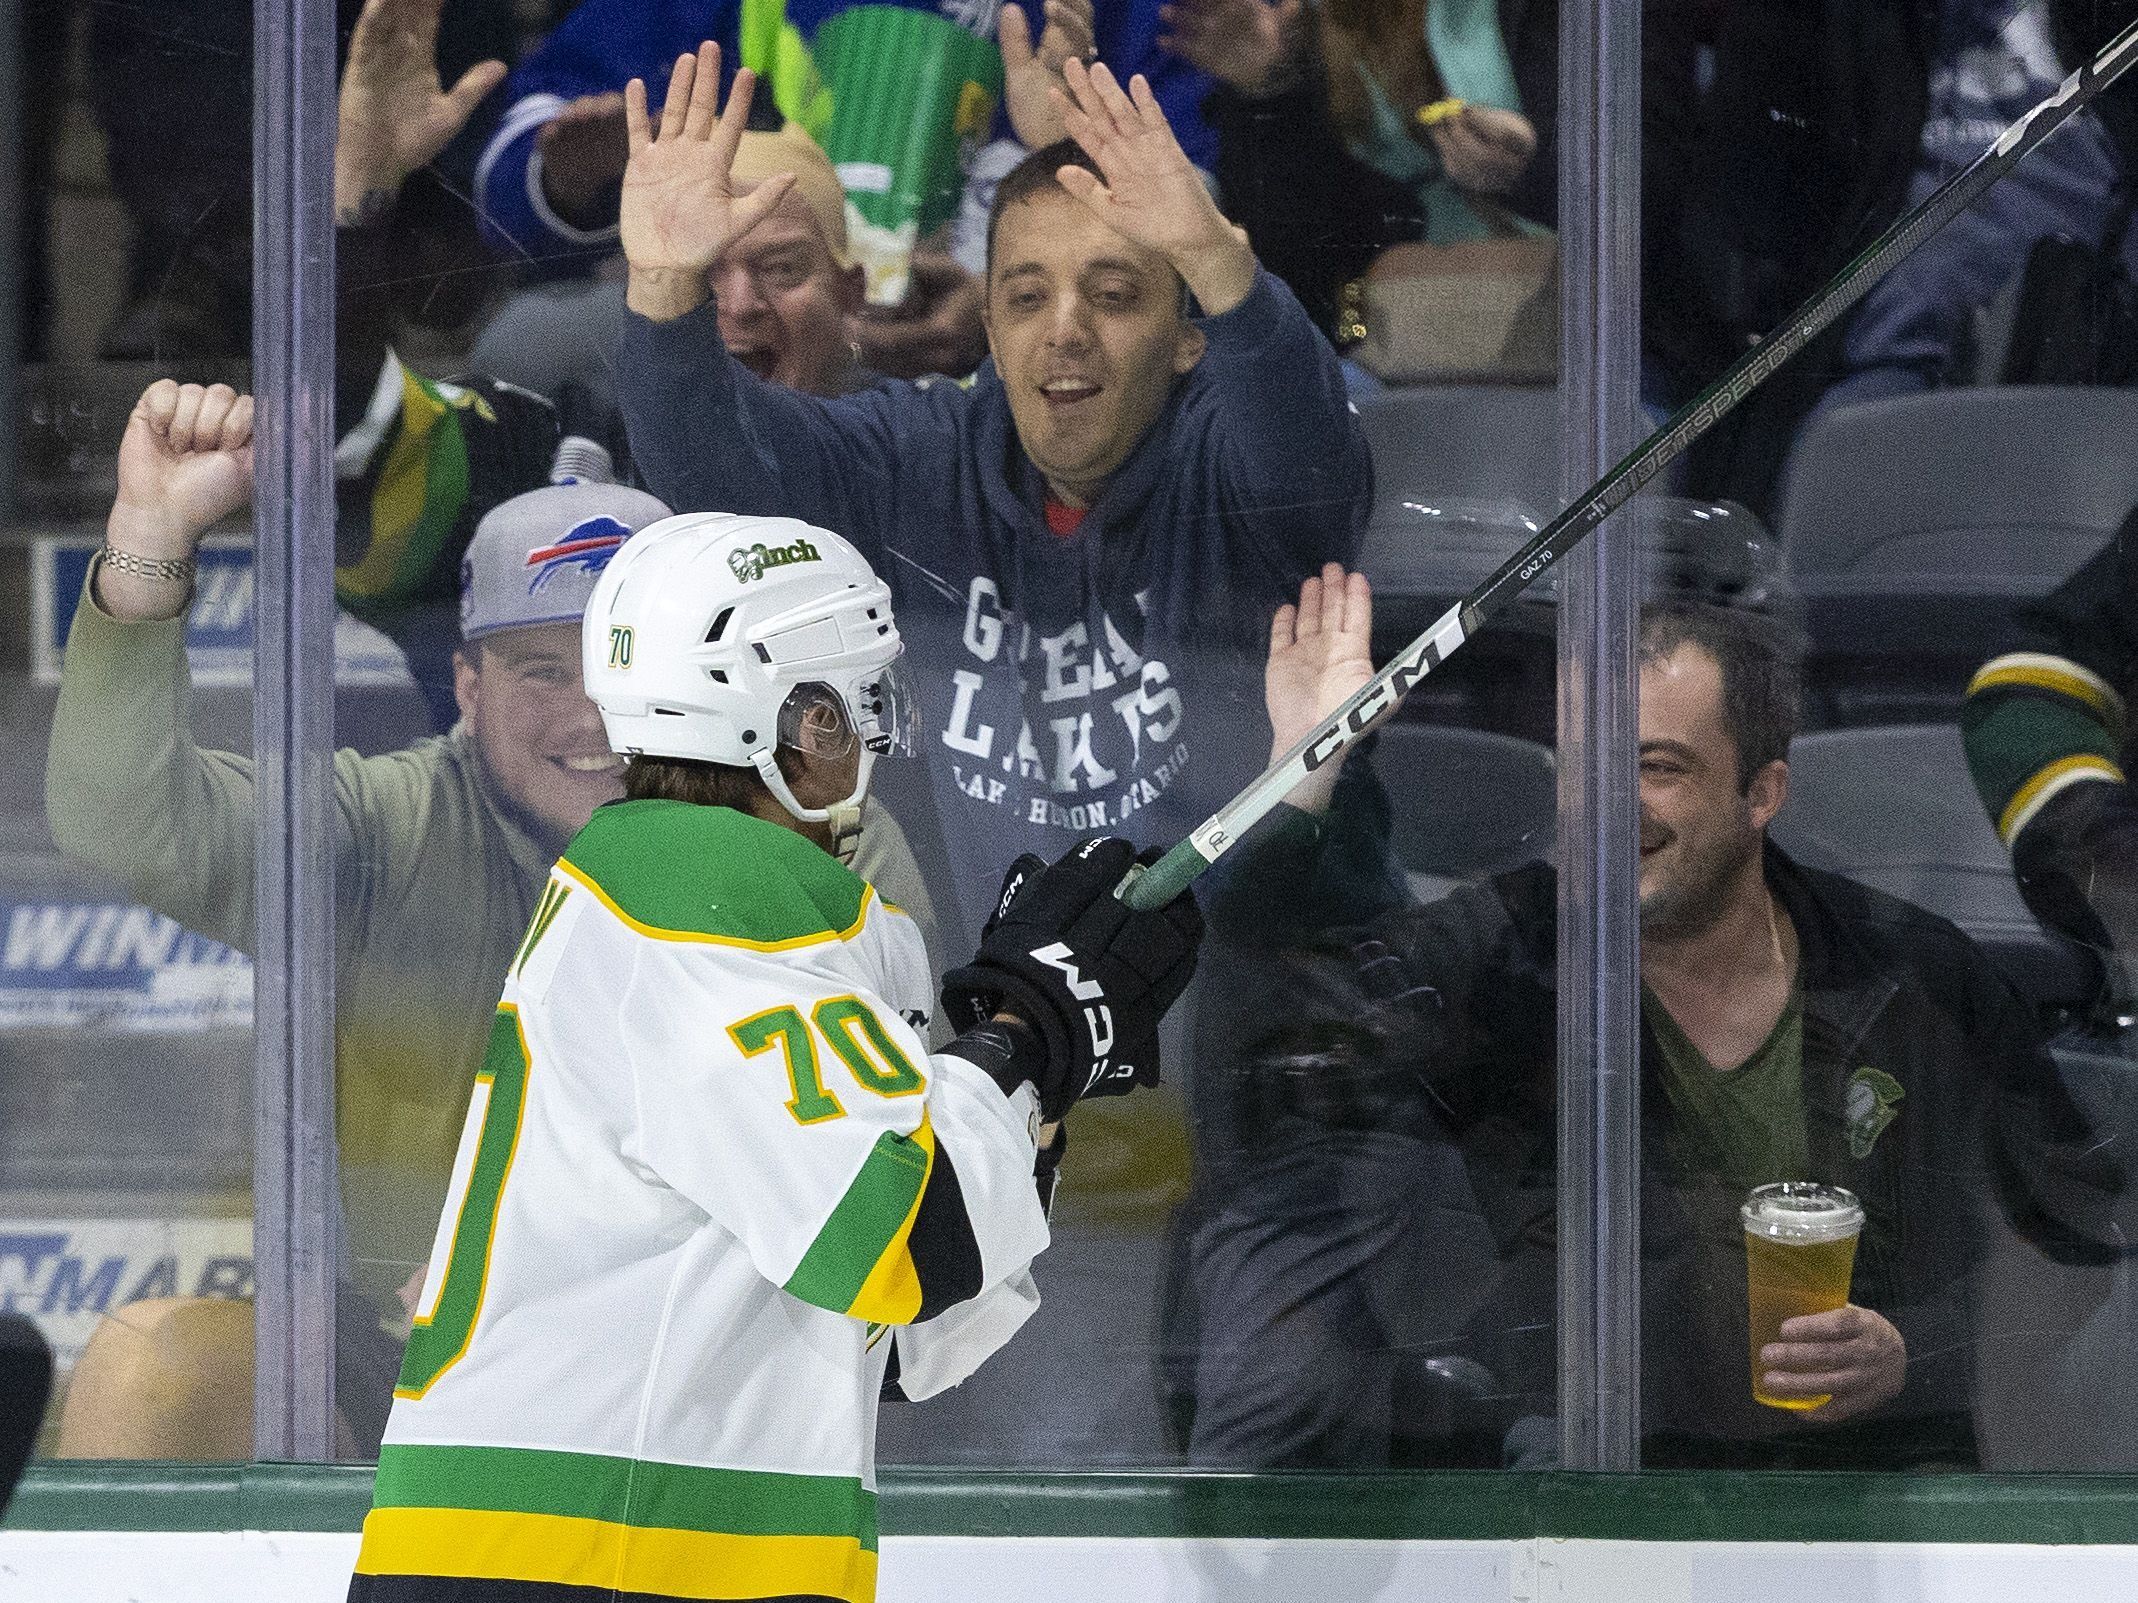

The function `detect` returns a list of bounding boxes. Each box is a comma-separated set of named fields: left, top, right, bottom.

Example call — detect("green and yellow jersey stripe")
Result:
left=785, top=1114, right=937, bottom=1325
left=1967, top=651, right=2126, bottom=730
left=357, top=1443, right=877, bottom=1601
left=559, top=799, right=878, bottom=949
left=337, top=365, right=489, bottom=611
left=395, top=1006, right=534, bottom=1400
left=1963, top=651, right=2129, bottom=847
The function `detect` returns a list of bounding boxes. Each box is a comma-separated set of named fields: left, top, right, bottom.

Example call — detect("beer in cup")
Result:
left=1741, top=1181, right=1865, bottom=1410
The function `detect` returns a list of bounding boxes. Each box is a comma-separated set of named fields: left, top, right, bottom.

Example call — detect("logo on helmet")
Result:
left=728, top=537, right=823, bottom=584
left=524, top=516, right=632, bottom=594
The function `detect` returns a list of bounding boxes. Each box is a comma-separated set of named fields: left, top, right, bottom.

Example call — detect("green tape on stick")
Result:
left=1118, top=840, right=1210, bottom=912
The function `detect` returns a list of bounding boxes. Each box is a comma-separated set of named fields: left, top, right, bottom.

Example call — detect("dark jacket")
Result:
left=1822, top=0, right=2127, bottom=411
left=1185, top=816, right=2122, bottom=1469
left=616, top=271, right=1370, bottom=936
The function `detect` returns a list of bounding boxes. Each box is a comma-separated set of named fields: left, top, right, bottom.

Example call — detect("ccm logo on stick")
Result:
left=1303, top=673, right=1416, bottom=772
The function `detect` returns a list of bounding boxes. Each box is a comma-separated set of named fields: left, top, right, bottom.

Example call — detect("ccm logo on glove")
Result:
left=1030, top=940, right=1115, bottom=1058
left=941, top=837, right=1202, bottom=1121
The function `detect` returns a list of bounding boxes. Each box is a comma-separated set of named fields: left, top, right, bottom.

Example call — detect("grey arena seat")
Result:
left=1354, top=384, right=1562, bottom=508
left=1766, top=723, right=2099, bottom=1012
left=1354, top=385, right=1561, bottom=613
left=1353, top=386, right=1563, bottom=734
left=1775, top=388, right=2138, bottom=713
left=1369, top=721, right=1556, bottom=900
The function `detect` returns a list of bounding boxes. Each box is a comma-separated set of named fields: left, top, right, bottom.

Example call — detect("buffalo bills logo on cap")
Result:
left=525, top=516, right=631, bottom=594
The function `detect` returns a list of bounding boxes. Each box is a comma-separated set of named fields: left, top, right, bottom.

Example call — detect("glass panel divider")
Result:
left=1554, top=0, right=1646, bottom=1471
left=250, top=0, right=341, bottom=1462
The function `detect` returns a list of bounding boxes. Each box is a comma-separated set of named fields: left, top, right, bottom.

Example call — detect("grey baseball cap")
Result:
left=460, top=481, right=673, bottom=641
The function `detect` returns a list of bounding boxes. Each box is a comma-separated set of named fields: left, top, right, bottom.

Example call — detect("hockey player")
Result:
left=348, top=511, right=1202, bottom=1602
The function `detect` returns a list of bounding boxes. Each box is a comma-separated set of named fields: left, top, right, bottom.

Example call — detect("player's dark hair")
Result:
left=622, top=751, right=804, bottom=812
left=1638, top=598, right=1804, bottom=793
left=986, top=139, right=1102, bottom=274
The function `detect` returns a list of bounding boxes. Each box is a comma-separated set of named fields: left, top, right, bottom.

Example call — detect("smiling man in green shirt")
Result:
left=1179, top=566, right=2123, bottom=1471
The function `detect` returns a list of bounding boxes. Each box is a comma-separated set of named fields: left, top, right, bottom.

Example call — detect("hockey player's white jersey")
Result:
left=351, top=799, right=1049, bottom=1603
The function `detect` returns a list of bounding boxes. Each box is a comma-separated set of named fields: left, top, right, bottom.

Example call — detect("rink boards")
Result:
left=5, top=1467, right=2138, bottom=1602
left=7, top=1531, right=2138, bottom=1602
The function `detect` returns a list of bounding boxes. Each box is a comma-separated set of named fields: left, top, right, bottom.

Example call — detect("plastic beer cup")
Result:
left=1741, top=1181, right=1865, bottom=1410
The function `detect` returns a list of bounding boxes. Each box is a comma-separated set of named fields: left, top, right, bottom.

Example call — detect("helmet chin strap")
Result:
left=753, top=748, right=876, bottom=866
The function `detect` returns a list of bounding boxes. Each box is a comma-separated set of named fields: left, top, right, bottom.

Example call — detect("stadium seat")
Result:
left=1775, top=388, right=2138, bottom=718
left=1369, top=722, right=1556, bottom=899
left=1352, top=388, right=1563, bottom=738
left=1354, top=385, right=1561, bottom=614
left=1355, top=384, right=1562, bottom=508
left=1767, top=723, right=2099, bottom=1012
left=53, top=1297, right=252, bottom=1460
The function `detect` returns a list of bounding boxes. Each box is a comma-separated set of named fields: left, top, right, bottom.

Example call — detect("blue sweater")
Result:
left=617, top=268, right=1368, bottom=936
left=476, top=0, right=1219, bottom=264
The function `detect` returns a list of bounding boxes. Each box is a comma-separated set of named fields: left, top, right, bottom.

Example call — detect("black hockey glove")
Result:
left=941, top=837, right=1203, bottom=1121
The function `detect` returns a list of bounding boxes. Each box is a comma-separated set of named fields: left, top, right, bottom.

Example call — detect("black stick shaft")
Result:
left=1124, top=18, right=2138, bottom=912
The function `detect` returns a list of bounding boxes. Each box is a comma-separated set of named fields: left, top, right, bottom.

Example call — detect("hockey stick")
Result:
left=1122, top=17, right=2138, bottom=913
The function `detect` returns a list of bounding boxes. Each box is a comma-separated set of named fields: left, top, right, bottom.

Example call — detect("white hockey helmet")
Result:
left=582, top=511, right=916, bottom=856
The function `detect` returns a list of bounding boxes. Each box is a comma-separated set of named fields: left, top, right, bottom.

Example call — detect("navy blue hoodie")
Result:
left=617, top=268, right=1369, bottom=935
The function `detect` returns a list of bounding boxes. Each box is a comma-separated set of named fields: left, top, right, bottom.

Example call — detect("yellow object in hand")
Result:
left=1415, top=98, right=1466, bottom=128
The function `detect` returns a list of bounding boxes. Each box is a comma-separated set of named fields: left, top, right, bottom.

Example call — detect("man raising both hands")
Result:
left=613, top=42, right=1369, bottom=938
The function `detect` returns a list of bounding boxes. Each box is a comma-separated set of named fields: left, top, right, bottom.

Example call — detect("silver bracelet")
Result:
left=97, top=545, right=198, bottom=585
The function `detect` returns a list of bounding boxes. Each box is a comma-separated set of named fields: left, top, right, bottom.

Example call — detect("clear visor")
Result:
left=855, top=655, right=919, bottom=760
left=776, top=655, right=918, bottom=763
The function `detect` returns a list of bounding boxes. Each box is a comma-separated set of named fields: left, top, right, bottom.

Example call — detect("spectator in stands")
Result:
left=467, top=0, right=1105, bottom=381
left=1814, top=0, right=2128, bottom=411
left=1182, top=567, right=2123, bottom=1470
left=614, top=46, right=1369, bottom=936
left=40, top=382, right=942, bottom=1453
left=1158, top=0, right=1551, bottom=334
left=334, top=0, right=531, bottom=728
left=71, top=0, right=517, bottom=359
left=1963, top=507, right=2138, bottom=996
left=333, top=0, right=895, bottom=721
left=1170, top=1, right=1947, bottom=517
left=459, top=121, right=873, bottom=428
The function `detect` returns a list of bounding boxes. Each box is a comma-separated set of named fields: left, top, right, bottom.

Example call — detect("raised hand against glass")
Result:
left=1001, top=0, right=1097, bottom=149
left=100, top=382, right=255, bottom=623
left=336, top=0, right=507, bottom=224
left=621, top=43, right=798, bottom=321
left=1051, top=58, right=1255, bottom=313
left=112, top=381, right=255, bottom=554
left=1265, top=565, right=1375, bottom=816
